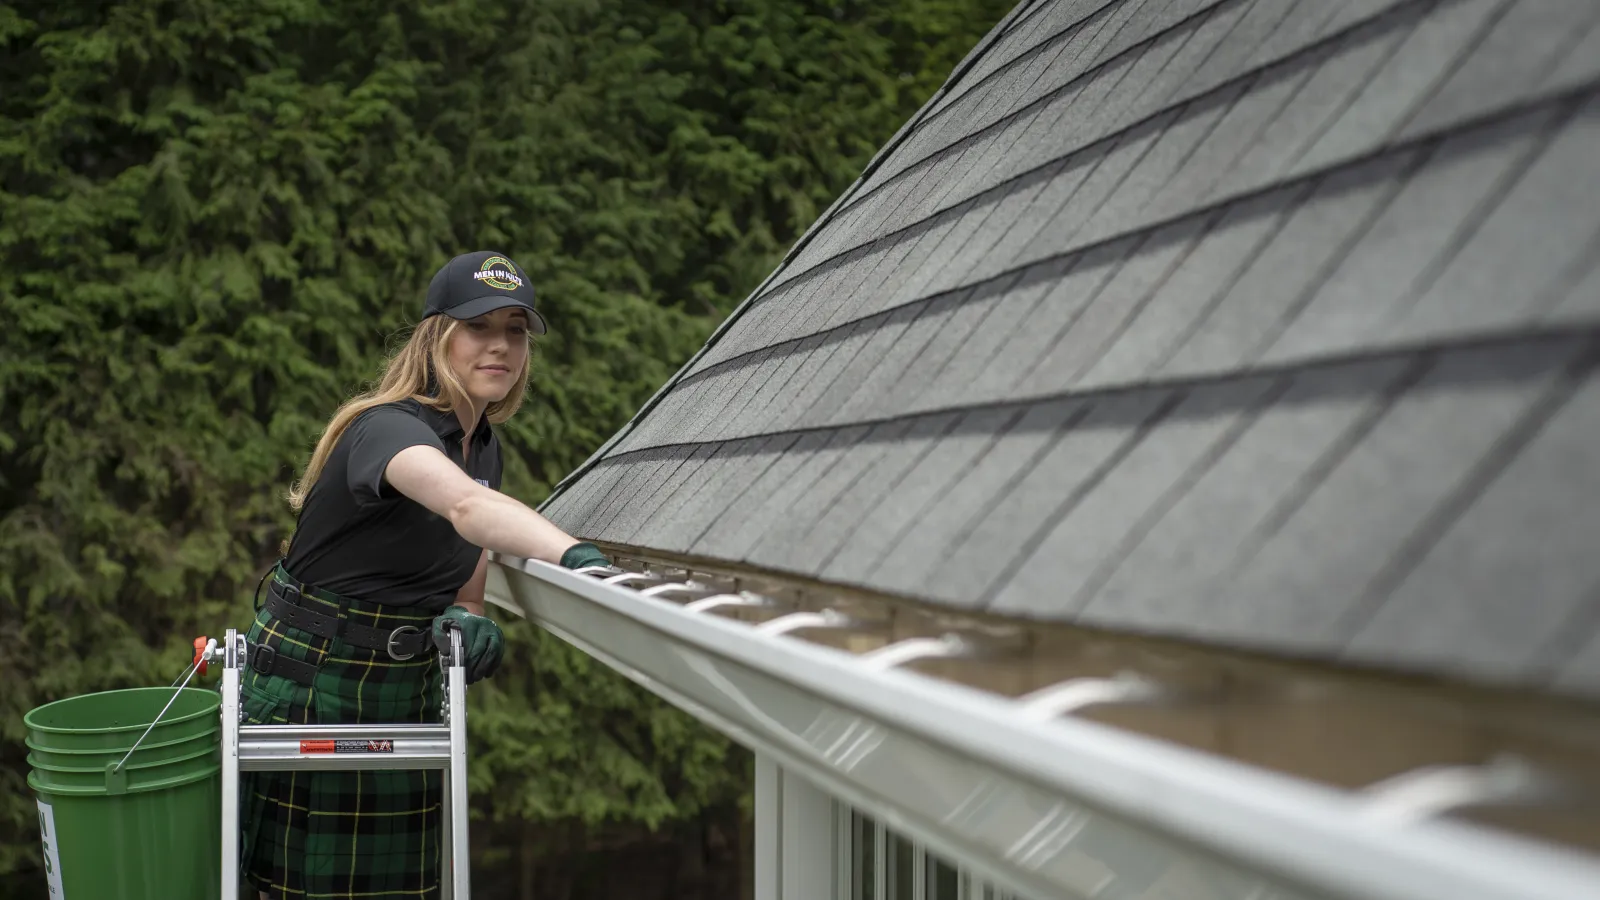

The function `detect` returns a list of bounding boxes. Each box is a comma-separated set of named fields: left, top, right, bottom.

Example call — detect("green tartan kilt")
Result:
left=240, top=571, right=446, bottom=900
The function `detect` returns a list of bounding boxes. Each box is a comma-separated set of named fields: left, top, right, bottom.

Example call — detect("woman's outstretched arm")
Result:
left=384, top=444, right=583, bottom=564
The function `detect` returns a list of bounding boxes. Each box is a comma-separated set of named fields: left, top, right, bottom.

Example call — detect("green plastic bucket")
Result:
left=25, top=687, right=222, bottom=899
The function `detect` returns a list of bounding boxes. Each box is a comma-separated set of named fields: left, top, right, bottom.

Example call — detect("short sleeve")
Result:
left=342, top=406, right=446, bottom=504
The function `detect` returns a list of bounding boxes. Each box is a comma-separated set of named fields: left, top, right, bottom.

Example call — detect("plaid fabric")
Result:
left=240, top=566, right=446, bottom=899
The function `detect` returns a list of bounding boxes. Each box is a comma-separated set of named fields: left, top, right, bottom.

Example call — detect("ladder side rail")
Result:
left=446, top=628, right=471, bottom=899
left=440, top=761, right=454, bottom=900
left=220, top=629, right=243, bottom=900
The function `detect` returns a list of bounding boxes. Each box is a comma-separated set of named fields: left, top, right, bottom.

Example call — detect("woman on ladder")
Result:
left=240, top=250, right=612, bottom=899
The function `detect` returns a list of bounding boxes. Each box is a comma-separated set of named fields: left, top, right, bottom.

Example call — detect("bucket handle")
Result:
left=106, top=638, right=217, bottom=793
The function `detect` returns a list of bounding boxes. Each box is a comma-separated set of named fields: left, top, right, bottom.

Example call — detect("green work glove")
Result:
left=559, top=541, right=612, bottom=571
left=433, top=605, right=504, bottom=684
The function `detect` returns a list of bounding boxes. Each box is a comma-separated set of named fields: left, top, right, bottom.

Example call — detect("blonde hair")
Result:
left=286, top=315, right=532, bottom=512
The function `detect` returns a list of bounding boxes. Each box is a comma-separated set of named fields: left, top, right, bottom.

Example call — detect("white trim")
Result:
left=486, top=557, right=1600, bottom=900
left=756, top=754, right=782, bottom=900
left=837, top=801, right=855, bottom=900
left=780, top=766, right=838, bottom=899
left=913, top=843, right=927, bottom=900
left=874, top=820, right=887, bottom=900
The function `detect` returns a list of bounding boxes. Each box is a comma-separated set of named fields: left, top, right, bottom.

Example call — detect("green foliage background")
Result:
left=0, top=0, right=1012, bottom=884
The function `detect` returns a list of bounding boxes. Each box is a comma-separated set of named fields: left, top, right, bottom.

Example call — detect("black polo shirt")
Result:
left=284, top=398, right=502, bottom=611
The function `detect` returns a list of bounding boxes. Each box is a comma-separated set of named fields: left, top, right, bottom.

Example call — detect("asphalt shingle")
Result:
left=766, top=324, right=869, bottom=429
left=798, top=306, right=925, bottom=430
left=653, top=434, right=800, bottom=554
left=928, top=389, right=1175, bottom=604
left=988, top=376, right=1280, bottom=616
left=1207, top=18, right=1412, bottom=198
left=957, top=238, right=1136, bottom=403
left=586, top=450, right=670, bottom=539
left=1081, top=81, right=1247, bottom=240
left=607, top=445, right=717, bottom=546
left=1263, top=105, right=1557, bottom=363
left=1175, top=67, right=1316, bottom=213
left=1178, top=340, right=1589, bottom=653
left=1544, top=11, right=1600, bottom=94
left=1185, top=0, right=1302, bottom=92
left=1123, top=0, right=1254, bottom=119
left=1158, top=151, right=1420, bottom=378
left=693, top=431, right=833, bottom=560
left=825, top=407, right=1024, bottom=585
left=1393, top=95, right=1600, bottom=342
left=1079, top=189, right=1296, bottom=386
left=1288, top=0, right=1506, bottom=177
left=1010, top=112, right=1176, bottom=270
left=701, top=429, right=858, bottom=562
left=1343, top=361, right=1600, bottom=683
left=915, top=266, right=1061, bottom=407
left=745, top=421, right=912, bottom=572
left=775, top=415, right=959, bottom=571
left=1396, top=0, right=1600, bottom=141
left=1551, top=254, right=1600, bottom=323
left=828, top=293, right=968, bottom=426
left=1078, top=358, right=1416, bottom=629
left=877, top=398, right=1086, bottom=595
left=1556, top=623, right=1600, bottom=696
left=1016, top=217, right=1202, bottom=393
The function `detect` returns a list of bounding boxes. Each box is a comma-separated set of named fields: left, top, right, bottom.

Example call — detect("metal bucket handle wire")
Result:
left=106, top=638, right=219, bottom=791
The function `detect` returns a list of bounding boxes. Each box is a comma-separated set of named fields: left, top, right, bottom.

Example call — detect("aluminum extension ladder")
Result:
left=208, top=625, right=472, bottom=898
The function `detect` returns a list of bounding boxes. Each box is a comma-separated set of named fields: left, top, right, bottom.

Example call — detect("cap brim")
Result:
left=443, top=294, right=548, bottom=334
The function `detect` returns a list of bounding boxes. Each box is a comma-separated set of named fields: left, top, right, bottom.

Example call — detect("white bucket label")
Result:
left=37, top=799, right=64, bottom=898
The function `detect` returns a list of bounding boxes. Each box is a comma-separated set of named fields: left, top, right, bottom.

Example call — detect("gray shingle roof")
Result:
left=541, top=0, right=1600, bottom=697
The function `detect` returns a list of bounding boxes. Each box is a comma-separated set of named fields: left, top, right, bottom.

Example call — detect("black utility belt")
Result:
left=253, top=580, right=438, bottom=686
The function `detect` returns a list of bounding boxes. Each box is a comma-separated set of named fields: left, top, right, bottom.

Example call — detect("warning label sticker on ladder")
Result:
left=37, top=799, right=63, bottom=898
left=299, top=739, right=395, bottom=753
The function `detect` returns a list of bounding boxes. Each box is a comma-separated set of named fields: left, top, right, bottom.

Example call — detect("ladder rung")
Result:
left=243, top=724, right=449, bottom=741
left=238, top=724, right=452, bottom=771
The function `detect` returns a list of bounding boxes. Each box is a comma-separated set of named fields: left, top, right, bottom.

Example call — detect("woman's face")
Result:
left=447, top=307, right=530, bottom=405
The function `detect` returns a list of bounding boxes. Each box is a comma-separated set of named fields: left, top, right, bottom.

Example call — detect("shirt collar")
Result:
left=413, top=398, right=493, bottom=446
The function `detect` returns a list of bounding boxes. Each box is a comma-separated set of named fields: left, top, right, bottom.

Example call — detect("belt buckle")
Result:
left=386, top=625, right=425, bottom=661
left=251, top=644, right=276, bottom=674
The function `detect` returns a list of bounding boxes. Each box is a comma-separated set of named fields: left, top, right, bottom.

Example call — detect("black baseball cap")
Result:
left=422, top=250, right=547, bottom=334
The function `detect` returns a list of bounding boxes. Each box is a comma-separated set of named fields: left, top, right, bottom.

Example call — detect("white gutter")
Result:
left=484, top=554, right=1600, bottom=900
